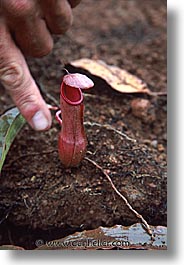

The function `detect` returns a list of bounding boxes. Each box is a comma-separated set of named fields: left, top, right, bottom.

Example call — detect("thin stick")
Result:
left=84, top=93, right=110, bottom=102
left=47, top=104, right=59, bottom=111
left=85, top=157, right=153, bottom=238
left=63, top=68, right=70, bottom=75
left=84, top=121, right=136, bottom=142
left=146, top=90, right=167, bottom=97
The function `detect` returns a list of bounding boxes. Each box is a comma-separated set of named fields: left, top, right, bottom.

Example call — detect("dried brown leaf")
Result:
left=36, top=223, right=167, bottom=250
left=0, top=245, right=24, bottom=250
left=70, top=58, right=152, bottom=94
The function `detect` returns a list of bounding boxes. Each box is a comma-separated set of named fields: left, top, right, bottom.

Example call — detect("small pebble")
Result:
left=151, top=140, right=158, bottom=148
left=158, top=144, right=165, bottom=152
left=131, top=98, right=156, bottom=123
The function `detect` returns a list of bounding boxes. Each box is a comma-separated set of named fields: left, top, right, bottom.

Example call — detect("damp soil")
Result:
left=0, top=0, right=167, bottom=250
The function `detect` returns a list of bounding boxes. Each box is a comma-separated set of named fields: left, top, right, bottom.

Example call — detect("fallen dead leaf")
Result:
left=70, top=58, right=166, bottom=96
left=0, top=245, right=24, bottom=250
left=36, top=223, right=167, bottom=250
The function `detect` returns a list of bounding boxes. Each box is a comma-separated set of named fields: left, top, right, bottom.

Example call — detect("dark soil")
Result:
left=0, top=0, right=167, bottom=250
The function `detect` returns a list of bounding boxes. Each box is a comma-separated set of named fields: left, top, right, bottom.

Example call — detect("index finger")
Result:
left=0, top=20, right=52, bottom=131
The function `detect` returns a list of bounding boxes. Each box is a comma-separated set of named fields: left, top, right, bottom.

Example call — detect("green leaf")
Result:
left=0, top=107, right=26, bottom=172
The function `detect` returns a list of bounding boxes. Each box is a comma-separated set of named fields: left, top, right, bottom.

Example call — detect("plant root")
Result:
left=84, top=121, right=136, bottom=142
left=85, top=156, right=154, bottom=239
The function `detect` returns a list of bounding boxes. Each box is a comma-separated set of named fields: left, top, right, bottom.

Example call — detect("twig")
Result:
left=84, top=93, right=110, bottom=102
left=84, top=121, right=136, bottom=142
left=146, top=90, right=167, bottom=97
left=85, top=157, right=153, bottom=238
left=63, top=68, right=70, bottom=75
left=47, top=104, right=59, bottom=111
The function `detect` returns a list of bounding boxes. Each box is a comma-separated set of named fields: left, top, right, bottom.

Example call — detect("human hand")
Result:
left=0, top=0, right=81, bottom=131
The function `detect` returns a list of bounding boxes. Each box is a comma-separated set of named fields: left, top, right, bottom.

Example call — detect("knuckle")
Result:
left=40, top=38, right=53, bottom=56
left=59, top=16, right=73, bottom=33
left=49, top=2, right=73, bottom=34
left=2, top=0, right=35, bottom=18
left=53, top=13, right=73, bottom=34
left=17, top=93, right=38, bottom=110
left=31, top=38, right=53, bottom=57
left=12, top=81, right=39, bottom=107
left=0, top=61, right=25, bottom=89
left=16, top=93, right=41, bottom=120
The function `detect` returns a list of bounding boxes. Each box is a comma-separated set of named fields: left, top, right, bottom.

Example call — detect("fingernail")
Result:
left=32, top=111, right=50, bottom=131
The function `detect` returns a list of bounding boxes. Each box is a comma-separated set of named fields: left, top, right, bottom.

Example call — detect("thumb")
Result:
left=0, top=21, right=52, bottom=131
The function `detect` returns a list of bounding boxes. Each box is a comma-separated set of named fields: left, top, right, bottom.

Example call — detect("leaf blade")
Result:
left=70, top=58, right=150, bottom=94
left=0, top=107, right=26, bottom=172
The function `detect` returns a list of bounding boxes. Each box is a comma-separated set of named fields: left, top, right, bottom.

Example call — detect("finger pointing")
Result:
left=0, top=21, right=52, bottom=131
